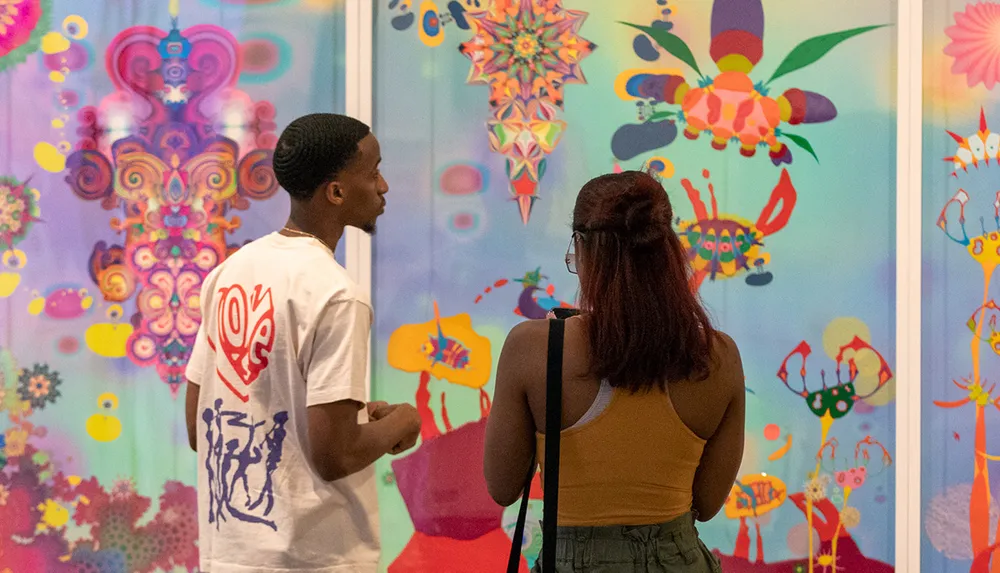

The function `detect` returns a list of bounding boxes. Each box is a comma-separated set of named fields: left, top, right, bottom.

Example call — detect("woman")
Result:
left=484, top=170, right=745, bottom=572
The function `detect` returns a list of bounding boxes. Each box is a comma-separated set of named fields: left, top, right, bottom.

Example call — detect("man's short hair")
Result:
left=272, top=113, right=371, bottom=200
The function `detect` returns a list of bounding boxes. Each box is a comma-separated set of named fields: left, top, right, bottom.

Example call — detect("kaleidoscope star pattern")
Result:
left=16, top=363, right=61, bottom=411
left=459, top=0, right=595, bottom=225
left=0, top=176, right=41, bottom=251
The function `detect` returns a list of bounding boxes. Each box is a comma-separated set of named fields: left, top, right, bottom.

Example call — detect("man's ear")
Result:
left=324, top=181, right=345, bottom=205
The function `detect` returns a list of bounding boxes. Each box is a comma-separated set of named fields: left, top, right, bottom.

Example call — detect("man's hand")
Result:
left=379, top=403, right=421, bottom=454
left=364, top=401, right=421, bottom=454
left=367, top=401, right=389, bottom=421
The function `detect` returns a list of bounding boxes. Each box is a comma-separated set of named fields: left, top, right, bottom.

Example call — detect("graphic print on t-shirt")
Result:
left=208, top=284, right=277, bottom=402
left=203, top=398, right=289, bottom=531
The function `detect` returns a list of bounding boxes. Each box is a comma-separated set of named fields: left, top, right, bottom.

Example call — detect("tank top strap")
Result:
left=567, top=379, right=614, bottom=430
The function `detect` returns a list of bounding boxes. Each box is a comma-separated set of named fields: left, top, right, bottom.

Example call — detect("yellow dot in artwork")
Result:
left=62, top=15, right=89, bottom=40
left=80, top=289, right=93, bottom=309
left=97, top=392, right=119, bottom=410
left=36, top=499, right=70, bottom=529
left=85, top=321, right=134, bottom=358
left=0, top=272, right=20, bottom=298
left=27, top=294, right=45, bottom=315
left=40, top=31, right=70, bottom=55
left=49, top=71, right=66, bottom=83
left=66, top=475, right=82, bottom=486
left=644, top=156, right=675, bottom=179
left=821, top=316, right=871, bottom=360
left=86, top=414, right=122, bottom=442
left=106, top=304, right=123, bottom=320
left=52, top=118, right=65, bottom=129
left=2, top=248, right=27, bottom=270
left=33, top=142, right=67, bottom=173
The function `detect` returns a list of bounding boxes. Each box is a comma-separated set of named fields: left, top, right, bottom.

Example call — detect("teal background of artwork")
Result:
left=372, top=0, right=898, bottom=570
left=0, top=0, right=345, bottom=570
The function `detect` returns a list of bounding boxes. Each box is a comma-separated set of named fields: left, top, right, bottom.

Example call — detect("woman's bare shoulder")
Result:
left=709, top=330, right=745, bottom=389
left=499, top=319, right=551, bottom=369
left=505, top=318, right=551, bottom=346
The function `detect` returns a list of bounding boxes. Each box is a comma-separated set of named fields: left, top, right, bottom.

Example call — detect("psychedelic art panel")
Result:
left=373, top=0, right=897, bottom=572
left=389, top=0, right=596, bottom=225
left=923, top=2, right=1000, bottom=572
left=0, top=0, right=346, bottom=570
left=64, top=3, right=282, bottom=394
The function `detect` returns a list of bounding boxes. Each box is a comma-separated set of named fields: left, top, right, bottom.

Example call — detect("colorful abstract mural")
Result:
left=391, top=0, right=596, bottom=225
left=63, top=2, right=281, bottom=394
left=374, top=0, right=897, bottom=571
left=0, top=346, right=199, bottom=572
left=923, top=3, right=1000, bottom=570
left=677, top=168, right=796, bottom=289
left=0, top=0, right=346, bottom=570
left=611, top=0, right=886, bottom=166
left=0, top=0, right=906, bottom=571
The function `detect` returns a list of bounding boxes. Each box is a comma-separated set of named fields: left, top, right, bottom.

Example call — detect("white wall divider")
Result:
left=345, top=0, right=375, bottom=401
left=895, top=0, right=922, bottom=569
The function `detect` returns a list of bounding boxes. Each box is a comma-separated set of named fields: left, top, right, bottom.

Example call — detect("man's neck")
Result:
left=282, top=215, right=344, bottom=253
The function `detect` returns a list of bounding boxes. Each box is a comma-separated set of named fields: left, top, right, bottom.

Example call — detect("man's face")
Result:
left=332, top=133, right=387, bottom=234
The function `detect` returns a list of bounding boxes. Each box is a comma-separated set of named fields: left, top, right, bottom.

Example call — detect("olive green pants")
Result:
left=531, top=513, right=722, bottom=572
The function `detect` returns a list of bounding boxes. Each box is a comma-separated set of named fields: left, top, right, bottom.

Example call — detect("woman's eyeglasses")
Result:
left=565, top=233, right=578, bottom=275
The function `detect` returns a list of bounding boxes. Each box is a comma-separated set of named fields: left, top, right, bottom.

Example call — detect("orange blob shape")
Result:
left=763, top=423, right=780, bottom=441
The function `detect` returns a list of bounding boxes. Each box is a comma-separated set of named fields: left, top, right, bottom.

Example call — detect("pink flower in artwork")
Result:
left=944, top=2, right=1000, bottom=89
left=0, top=0, right=43, bottom=60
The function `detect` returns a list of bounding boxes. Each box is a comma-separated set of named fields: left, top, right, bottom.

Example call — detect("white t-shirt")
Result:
left=186, top=232, right=379, bottom=573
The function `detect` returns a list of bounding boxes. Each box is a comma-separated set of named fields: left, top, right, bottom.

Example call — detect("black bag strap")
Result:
left=505, top=453, right=535, bottom=571
left=506, top=319, right=564, bottom=572
left=541, top=319, right=564, bottom=571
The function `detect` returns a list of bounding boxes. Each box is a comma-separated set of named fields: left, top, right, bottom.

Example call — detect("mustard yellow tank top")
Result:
left=536, top=386, right=706, bottom=527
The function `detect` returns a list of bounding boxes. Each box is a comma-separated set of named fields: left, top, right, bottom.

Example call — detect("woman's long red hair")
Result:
left=573, top=170, right=715, bottom=391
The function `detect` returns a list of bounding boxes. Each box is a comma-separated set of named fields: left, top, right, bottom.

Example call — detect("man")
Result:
left=185, top=113, right=421, bottom=573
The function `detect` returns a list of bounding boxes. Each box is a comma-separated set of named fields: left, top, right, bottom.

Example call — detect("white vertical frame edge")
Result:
left=895, top=0, right=922, bottom=569
left=345, top=0, right=376, bottom=401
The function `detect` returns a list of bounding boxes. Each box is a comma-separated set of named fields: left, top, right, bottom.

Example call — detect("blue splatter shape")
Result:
left=633, top=34, right=659, bottom=61
left=392, top=12, right=416, bottom=31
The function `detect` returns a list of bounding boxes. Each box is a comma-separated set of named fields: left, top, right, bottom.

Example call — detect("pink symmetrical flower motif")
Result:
left=65, top=6, right=279, bottom=395
left=944, top=2, right=1000, bottom=89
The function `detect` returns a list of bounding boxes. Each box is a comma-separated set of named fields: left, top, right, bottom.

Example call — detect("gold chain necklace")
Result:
left=280, top=227, right=334, bottom=254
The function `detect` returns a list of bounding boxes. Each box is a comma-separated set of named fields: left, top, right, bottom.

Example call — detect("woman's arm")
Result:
left=483, top=321, right=540, bottom=507
left=692, top=340, right=746, bottom=521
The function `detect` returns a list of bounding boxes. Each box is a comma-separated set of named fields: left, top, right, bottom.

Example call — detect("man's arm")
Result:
left=185, top=380, right=200, bottom=452
left=304, top=297, right=420, bottom=481
left=307, top=400, right=419, bottom=481
left=183, top=270, right=215, bottom=454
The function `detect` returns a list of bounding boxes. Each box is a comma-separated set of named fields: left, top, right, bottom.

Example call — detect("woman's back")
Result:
left=483, top=170, right=745, bottom=572
left=524, top=316, right=744, bottom=525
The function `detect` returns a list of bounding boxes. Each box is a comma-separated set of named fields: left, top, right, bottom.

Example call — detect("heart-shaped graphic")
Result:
left=212, top=284, right=276, bottom=402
